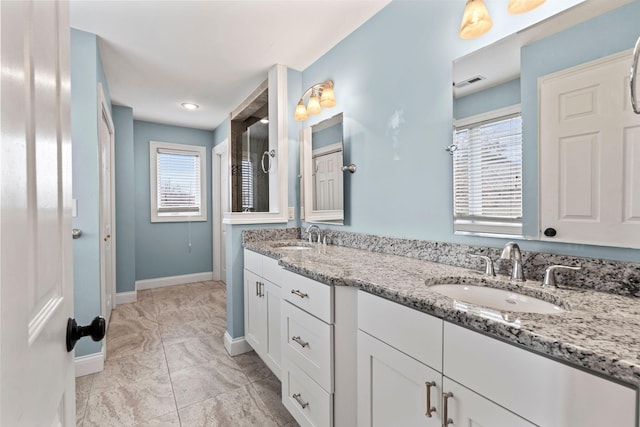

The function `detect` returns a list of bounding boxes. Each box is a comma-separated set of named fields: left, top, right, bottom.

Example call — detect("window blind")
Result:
left=156, top=148, right=201, bottom=214
left=453, top=113, right=522, bottom=236
left=241, top=160, right=254, bottom=210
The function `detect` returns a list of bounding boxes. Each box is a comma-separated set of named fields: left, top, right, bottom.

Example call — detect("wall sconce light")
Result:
left=508, top=0, right=546, bottom=14
left=293, top=80, right=336, bottom=121
left=460, top=0, right=547, bottom=39
left=459, top=0, right=493, bottom=40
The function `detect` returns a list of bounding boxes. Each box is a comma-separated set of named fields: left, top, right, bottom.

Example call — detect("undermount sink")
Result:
left=272, top=243, right=313, bottom=251
left=430, top=284, right=564, bottom=314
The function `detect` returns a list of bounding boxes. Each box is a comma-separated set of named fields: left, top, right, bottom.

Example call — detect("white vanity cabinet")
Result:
left=357, top=291, right=638, bottom=427
left=243, top=249, right=282, bottom=379
left=357, top=291, right=443, bottom=427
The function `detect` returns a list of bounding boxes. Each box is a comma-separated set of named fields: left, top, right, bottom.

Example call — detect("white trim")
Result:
left=115, top=291, right=137, bottom=305
left=212, top=140, right=228, bottom=282
left=149, top=140, right=207, bottom=223
left=537, top=48, right=632, bottom=86
left=135, top=271, right=213, bottom=290
left=224, top=331, right=253, bottom=356
left=454, top=104, right=521, bottom=128
left=74, top=352, right=104, bottom=377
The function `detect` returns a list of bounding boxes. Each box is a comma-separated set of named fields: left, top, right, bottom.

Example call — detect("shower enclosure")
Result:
left=232, top=119, right=271, bottom=212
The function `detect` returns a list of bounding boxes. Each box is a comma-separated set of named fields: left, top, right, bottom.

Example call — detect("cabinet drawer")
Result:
left=244, top=249, right=262, bottom=275
left=282, top=269, right=333, bottom=323
left=358, top=291, right=443, bottom=371
left=444, top=322, right=637, bottom=427
left=262, top=254, right=283, bottom=285
left=283, top=301, right=333, bottom=392
left=283, top=362, right=333, bottom=427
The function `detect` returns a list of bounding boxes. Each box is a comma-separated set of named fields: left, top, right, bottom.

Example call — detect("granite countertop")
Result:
left=244, top=239, right=640, bottom=389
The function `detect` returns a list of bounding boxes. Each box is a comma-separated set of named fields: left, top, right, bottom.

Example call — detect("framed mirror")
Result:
left=302, top=113, right=344, bottom=224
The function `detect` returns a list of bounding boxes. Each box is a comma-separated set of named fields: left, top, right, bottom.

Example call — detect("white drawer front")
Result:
left=244, top=249, right=262, bottom=275
left=283, top=302, right=333, bottom=392
left=262, top=254, right=283, bottom=285
left=283, top=363, right=333, bottom=427
left=282, top=269, right=333, bottom=323
left=444, top=322, right=637, bottom=427
left=358, top=291, right=443, bottom=372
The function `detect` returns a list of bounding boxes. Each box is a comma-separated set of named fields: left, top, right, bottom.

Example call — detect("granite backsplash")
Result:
left=242, top=227, right=640, bottom=297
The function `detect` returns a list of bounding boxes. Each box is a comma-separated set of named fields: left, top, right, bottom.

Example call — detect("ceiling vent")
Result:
left=454, top=75, right=487, bottom=89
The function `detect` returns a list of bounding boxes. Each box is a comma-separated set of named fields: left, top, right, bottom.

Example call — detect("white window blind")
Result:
left=157, top=148, right=201, bottom=213
left=241, top=159, right=254, bottom=211
left=452, top=109, right=522, bottom=236
left=149, top=141, right=207, bottom=222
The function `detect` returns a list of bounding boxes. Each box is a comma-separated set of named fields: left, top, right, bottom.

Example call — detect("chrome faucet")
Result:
left=500, top=242, right=525, bottom=281
left=306, top=224, right=321, bottom=243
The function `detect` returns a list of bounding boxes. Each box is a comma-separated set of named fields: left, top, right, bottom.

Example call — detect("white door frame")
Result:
left=212, top=139, right=228, bottom=282
left=98, top=82, right=116, bottom=324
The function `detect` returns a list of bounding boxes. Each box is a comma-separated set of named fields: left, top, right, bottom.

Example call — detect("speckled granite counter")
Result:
left=244, top=239, right=640, bottom=389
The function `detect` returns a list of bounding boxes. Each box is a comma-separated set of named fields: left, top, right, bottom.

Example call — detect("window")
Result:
left=150, top=141, right=207, bottom=222
left=452, top=105, right=522, bottom=236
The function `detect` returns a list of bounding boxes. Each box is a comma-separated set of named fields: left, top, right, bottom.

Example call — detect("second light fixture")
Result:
left=459, top=0, right=547, bottom=40
left=294, top=80, right=336, bottom=121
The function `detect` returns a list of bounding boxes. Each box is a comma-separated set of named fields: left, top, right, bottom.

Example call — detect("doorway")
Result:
left=98, top=83, right=116, bottom=327
left=213, top=139, right=229, bottom=284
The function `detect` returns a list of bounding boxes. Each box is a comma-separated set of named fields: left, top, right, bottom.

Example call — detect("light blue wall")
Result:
left=298, top=1, right=640, bottom=263
left=112, top=106, right=136, bottom=293
left=453, top=78, right=520, bottom=120
left=133, top=121, right=215, bottom=280
left=70, top=28, right=112, bottom=356
left=212, top=117, right=229, bottom=147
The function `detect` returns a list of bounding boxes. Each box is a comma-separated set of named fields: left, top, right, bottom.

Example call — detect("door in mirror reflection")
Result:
left=303, top=113, right=344, bottom=224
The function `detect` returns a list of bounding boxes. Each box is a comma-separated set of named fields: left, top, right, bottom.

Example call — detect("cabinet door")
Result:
left=358, top=331, right=442, bottom=427
left=442, top=378, right=535, bottom=427
left=264, top=279, right=282, bottom=379
left=244, top=269, right=266, bottom=354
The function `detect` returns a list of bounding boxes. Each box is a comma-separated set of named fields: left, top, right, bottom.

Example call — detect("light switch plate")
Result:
left=72, top=199, right=78, bottom=217
left=288, top=206, right=295, bottom=220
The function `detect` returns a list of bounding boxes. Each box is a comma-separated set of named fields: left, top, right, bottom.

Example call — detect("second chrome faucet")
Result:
left=501, top=242, right=525, bottom=281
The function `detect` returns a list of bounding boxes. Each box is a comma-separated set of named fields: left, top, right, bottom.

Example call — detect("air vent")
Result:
left=453, top=75, right=486, bottom=89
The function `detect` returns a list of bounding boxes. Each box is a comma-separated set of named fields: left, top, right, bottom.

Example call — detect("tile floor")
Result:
left=75, top=281, right=299, bottom=427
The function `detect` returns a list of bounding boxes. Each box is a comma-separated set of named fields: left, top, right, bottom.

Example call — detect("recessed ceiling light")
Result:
left=181, top=102, right=199, bottom=110
left=260, top=118, right=269, bottom=124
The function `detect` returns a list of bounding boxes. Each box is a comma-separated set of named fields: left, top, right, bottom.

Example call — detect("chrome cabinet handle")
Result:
left=292, top=336, right=309, bottom=348
left=255, top=281, right=259, bottom=296
left=425, top=381, right=437, bottom=417
left=442, top=392, right=454, bottom=427
left=259, top=282, right=264, bottom=297
left=631, top=36, right=640, bottom=114
left=291, top=289, right=308, bottom=298
left=292, top=393, right=309, bottom=409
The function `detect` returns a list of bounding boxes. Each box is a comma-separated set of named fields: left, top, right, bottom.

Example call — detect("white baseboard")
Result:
left=135, top=271, right=213, bottom=291
left=75, top=352, right=104, bottom=377
left=224, top=331, right=253, bottom=356
left=115, top=291, right=137, bottom=305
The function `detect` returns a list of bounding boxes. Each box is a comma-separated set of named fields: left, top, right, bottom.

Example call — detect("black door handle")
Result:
left=66, top=316, right=106, bottom=352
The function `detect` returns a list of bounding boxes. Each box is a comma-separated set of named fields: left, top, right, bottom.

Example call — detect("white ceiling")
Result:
left=69, top=0, right=391, bottom=130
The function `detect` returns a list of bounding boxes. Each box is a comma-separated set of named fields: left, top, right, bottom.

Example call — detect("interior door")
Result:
left=1, top=1, right=76, bottom=426
left=313, top=149, right=342, bottom=211
left=98, top=84, right=115, bottom=326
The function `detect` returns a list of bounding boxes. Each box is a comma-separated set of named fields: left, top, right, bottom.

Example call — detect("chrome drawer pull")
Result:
left=292, top=336, right=309, bottom=348
left=292, top=393, right=309, bottom=409
left=442, top=392, right=454, bottom=426
left=291, top=289, right=308, bottom=298
left=425, top=381, right=436, bottom=417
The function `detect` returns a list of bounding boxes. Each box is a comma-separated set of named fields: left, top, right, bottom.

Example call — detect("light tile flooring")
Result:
left=75, top=281, right=298, bottom=427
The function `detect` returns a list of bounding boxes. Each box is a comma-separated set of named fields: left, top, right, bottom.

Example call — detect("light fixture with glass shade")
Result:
left=459, top=0, right=493, bottom=40
left=293, top=80, right=336, bottom=121
left=508, top=0, right=546, bottom=14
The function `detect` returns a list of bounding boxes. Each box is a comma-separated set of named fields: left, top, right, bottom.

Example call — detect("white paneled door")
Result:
left=540, top=50, right=640, bottom=248
left=1, top=1, right=76, bottom=426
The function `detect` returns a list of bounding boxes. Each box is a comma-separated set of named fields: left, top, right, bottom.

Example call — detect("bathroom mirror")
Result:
left=302, top=113, right=344, bottom=224
left=451, top=0, right=638, bottom=247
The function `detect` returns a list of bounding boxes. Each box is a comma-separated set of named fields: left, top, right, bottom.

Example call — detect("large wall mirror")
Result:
left=451, top=0, right=639, bottom=248
left=302, top=113, right=345, bottom=224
